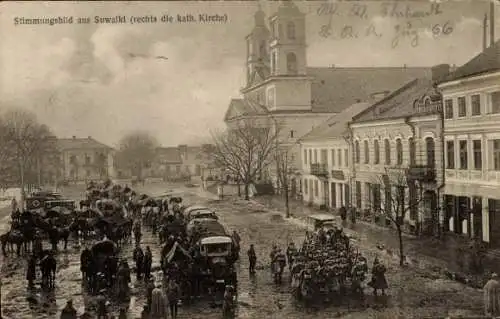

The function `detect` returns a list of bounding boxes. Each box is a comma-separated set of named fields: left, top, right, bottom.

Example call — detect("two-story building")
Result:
left=224, top=2, right=432, bottom=192
left=57, top=136, right=115, bottom=184
left=349, top=66, right=448, bottom=234
left=299, top=102, right=370, bottom=208
left=438, top=40, right=500, bottom=246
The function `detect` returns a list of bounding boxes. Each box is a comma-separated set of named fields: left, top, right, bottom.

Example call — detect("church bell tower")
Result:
left=246, top=5, right=270, bottom=86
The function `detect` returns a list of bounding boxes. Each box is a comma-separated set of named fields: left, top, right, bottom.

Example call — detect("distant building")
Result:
left=56, top=136, right=115, bottom=184
left=438, top=40, right=500, bottom=246
left=151, top=144, right=217, bottom=180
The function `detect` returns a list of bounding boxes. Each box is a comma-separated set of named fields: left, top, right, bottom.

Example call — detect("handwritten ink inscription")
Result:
left=317, top=2, right=453, bottom=48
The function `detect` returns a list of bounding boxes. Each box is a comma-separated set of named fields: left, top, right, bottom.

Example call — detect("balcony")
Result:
left=310, top=163, right=328, bottom=177
left=408, top=165, right=436, bottom=182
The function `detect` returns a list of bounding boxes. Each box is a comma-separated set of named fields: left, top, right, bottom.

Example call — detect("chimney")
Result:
left=431, top=64, right=450, bottom=83
left=484, top=13, right=488, bottom=50
left=490, top=0, right=495, bottom=47
left=72, top=136, right=76, bottom=139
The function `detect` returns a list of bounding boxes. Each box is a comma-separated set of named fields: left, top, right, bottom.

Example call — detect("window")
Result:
left=396, top=139, right=403, bottom=165
left=290, top=130, right=294, bottom=138
left=70, top=155, right=77, bottom=164
left=384, top=139, right=391, bottom=164
left=445, top=99, right=453, bottom=119
left=473, top=140, right=482, bottom=170
left=85, top=155, right=91, bottom=165
left=446, top=141, right=455, bottom=169
left=409, top=138, right=416, bottom=166
left=331, top=149, right=335, bottom=167
left=364, top=140, right=369, bottom=164
left=287, top=22, right=296, bottom=39
left=308, top=149, right=312, bottom=164
left=344, top=149, right=348, bottom=167
left=321, top=149, right=328, bottom=164
left=286, top=52, right=297, bottom=74
left=304, top=149, right=308, bottom=165
left=355, top=141, right=360, bottom=163
left=86, top=170, right=90, bottom=177
left=374, top=140, right=380, bottom=164
left=338, top=149, right=342, bottom=167
left=471, top=94, right=481, bottom=116
left=304, top=179, right=308, bottom=194
left=425, top=137, right=435, bottom=168
left=313, top=149, right=318, bottom=163
left=458, top=97, right=466, bottom=117
left=459, top=140, right=468, bottom=169
left=493, top=92, right=500, bottom=114
left=259, top=40, right=266, bottom=57
left=314, top=180, right=318, bottom=196
left=494, top=140, right=500, bottom=171
left=355, top=181, right=361, bottom=208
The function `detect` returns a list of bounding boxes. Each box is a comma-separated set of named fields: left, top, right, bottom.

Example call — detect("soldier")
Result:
left=286, top=242, right=298, bottom=268
left=143, top=246, right=153, bottom=281
left=247, top=244, right=257, bottom=274
left=351, top=256, right=368, bottom=295
left=133, top=244, right=144, bottom=280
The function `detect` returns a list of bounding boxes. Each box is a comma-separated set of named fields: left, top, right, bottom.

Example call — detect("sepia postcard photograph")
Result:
left=0, top=0, right=500, bottom=318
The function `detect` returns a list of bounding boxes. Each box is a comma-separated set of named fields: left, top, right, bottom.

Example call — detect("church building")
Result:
left=223, top=1, right=432, bottom=194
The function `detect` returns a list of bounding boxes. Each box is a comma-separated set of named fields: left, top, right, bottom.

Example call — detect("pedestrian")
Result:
left=167, top=279, right=181, bottom=319
left=144, top=246, right=153, bottom=281
left=247, top=244, right=257, bottom=274
left=60, top=299, right=78, bottom=319
left=147, top=277, right=155, bottom=310
left=150, top=283, right=168, bottom=319
left=133, top=244, right=144, bottom=280
left=26, top=254, right=37, bottom=289
left=484, top=273, right=500, bottom=317
left=11, top=197, right=17, bottom=214
left=368, top=257, right=388, bottom=295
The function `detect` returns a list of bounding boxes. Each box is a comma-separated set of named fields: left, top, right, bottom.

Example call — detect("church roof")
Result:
left=300, top=102, right=371, bottom=142
left=351, top=76, right=439, bottom=123
left=441, top=39, right=500, bottom=83
left=308, top=66, right=432, bottom=113
left=225, top=66, right=432, bottom=121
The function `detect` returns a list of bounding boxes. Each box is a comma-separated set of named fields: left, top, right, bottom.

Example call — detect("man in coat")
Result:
left=484, top=272, right=500, bottom=317
left=144, top=246, right=153, bottom=281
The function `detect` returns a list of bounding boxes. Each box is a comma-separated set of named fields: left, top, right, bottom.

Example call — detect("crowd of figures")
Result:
left=260, top=226, right=389, bottom=306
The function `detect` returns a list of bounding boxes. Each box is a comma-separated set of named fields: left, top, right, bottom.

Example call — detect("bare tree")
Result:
left=211, top=119, right=279, bottom=200
left=116, top=131, right=158, bottom=180
left=369, top=167, right=424, bottom=266
left=2, top=109, right=55, bottom=209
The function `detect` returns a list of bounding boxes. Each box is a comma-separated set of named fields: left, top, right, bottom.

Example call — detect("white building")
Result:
left=438, top=40, right=500, bottom=245
left=349, top=66, right=448, bottom=235
left=224, top=2, right=431, bottom=193
left=299, top=102, right=370, bottom=208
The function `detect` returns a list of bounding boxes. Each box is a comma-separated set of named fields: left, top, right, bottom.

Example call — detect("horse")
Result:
left=1, top=230, right=27, bottom=256
left=48, top=226, right=71, bottom=251
left=40, top=250, right=57, bottom=290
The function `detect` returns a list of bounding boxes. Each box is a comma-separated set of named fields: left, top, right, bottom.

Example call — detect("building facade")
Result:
left=300, top=102, right=371, bottom=208
left=438, top=40, right=500, bottom=246
left=57, top=136, right=115, bottom=184
left=349, top=68, right=448, bottom=235
left=225, top=2, right=432, bottom=192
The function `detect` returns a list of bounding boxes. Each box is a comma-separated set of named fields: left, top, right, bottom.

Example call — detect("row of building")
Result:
left=39, top=136, right=216, bottom=185
left=223, top=2, right=500, bottom=246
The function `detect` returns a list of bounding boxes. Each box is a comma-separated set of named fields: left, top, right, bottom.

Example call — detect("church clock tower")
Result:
left=246, top=6, right=270, bottom=87
left=266, top=1, right=311, bottom=112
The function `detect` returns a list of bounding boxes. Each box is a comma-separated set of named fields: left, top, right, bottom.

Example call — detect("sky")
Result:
left=0, top=0, right=499, bottom=148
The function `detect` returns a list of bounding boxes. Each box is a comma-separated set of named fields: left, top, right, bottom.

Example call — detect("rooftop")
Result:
left=57, top=136, right=112, bottom=151
left=300, top=102, right=371, bottom=142
left=351, top=76, right=441, bottom=123
left=441, top=39, right=500, bottom=83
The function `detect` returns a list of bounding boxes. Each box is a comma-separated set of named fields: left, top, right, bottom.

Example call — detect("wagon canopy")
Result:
left=92, top=239, right=117, bottom=256
left=45, top=206, right=73, bottom=218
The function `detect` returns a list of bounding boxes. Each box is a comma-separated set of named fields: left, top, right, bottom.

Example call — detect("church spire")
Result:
left=254, top=3, right=265, bottom=26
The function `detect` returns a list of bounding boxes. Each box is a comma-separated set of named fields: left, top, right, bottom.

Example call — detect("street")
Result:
left=0, top=182, right=484, bottom=318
